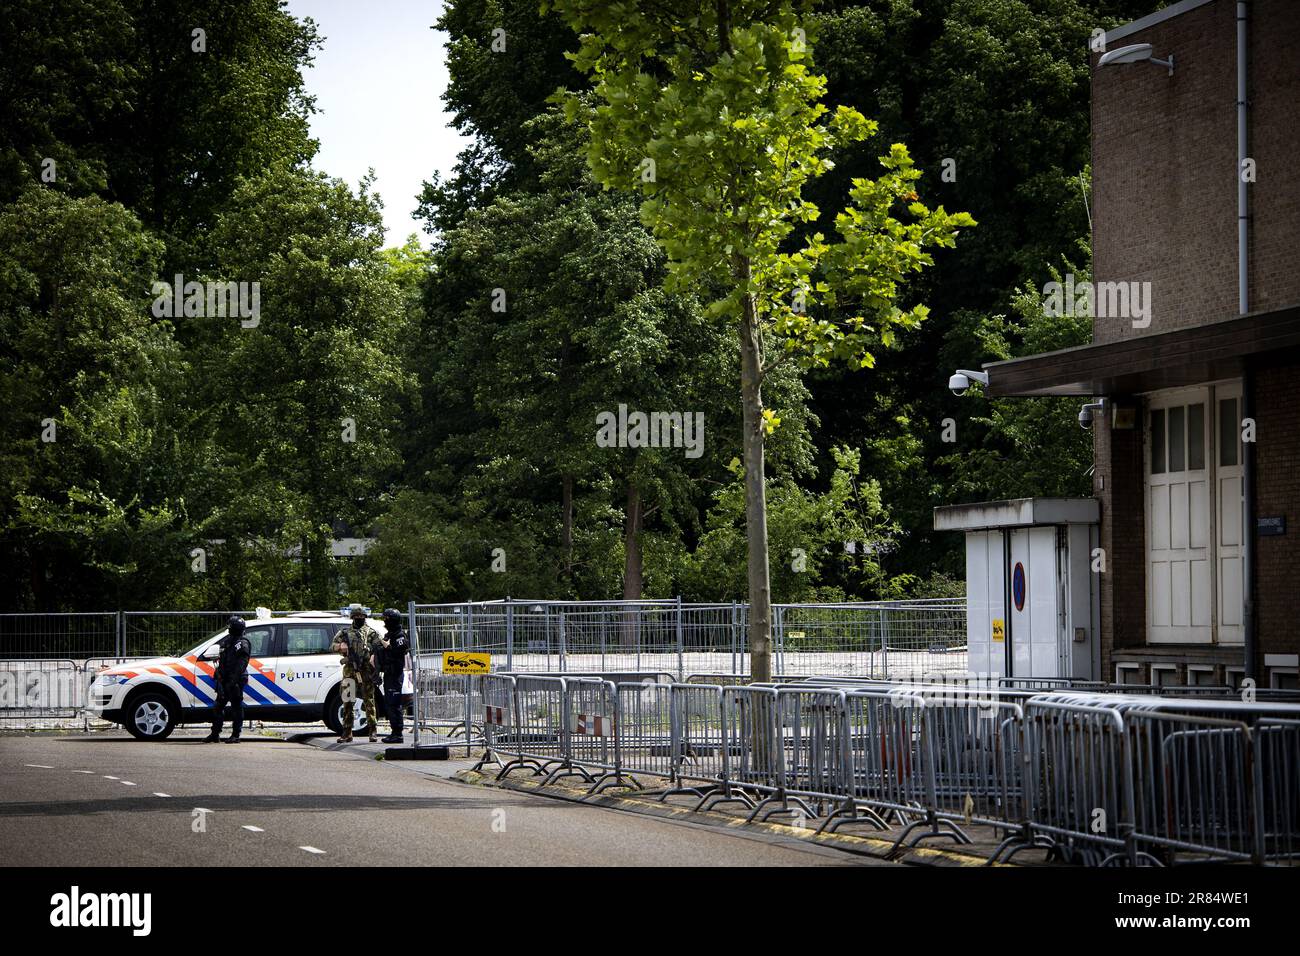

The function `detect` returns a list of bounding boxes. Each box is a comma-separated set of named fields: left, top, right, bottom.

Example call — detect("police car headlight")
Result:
left=97, top=674, right=119, bottom=687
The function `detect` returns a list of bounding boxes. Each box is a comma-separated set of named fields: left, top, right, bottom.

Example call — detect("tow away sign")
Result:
left=442, top=652, right=491, bottom=674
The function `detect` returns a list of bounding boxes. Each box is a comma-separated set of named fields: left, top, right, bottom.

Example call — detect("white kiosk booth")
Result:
left=934, top=497, right=1101, bottom=681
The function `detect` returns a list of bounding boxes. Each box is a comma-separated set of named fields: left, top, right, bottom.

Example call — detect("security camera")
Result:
left=1078, top=398, right=1108, bottom=429
left=948, top=369, right=989, bottom=397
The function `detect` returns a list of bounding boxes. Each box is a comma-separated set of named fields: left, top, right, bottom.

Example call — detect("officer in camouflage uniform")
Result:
left=331, top=604, right=378, bottom=743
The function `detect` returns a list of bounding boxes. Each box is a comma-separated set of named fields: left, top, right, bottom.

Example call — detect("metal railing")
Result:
left=465, top=673, right=1300, bottom=866
left=410, top=598, right=966, bottom=681
left=0, top=610, right=280, bottom=660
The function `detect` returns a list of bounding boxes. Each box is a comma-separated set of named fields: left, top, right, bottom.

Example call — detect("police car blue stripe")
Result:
left=249, top=672, right=299, bottom=705
left=241, top=682, right=272, bottom=705
left=167, top=673, right=214, bottom=706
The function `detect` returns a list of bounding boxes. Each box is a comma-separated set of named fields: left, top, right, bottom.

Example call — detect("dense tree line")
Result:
left=1, top=0, right=1158, bottom=612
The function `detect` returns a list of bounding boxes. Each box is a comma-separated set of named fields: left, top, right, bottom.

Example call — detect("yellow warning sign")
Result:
left=442, top=651, right=491, bottom=674
left=992, top=619, right=1005, bottom=643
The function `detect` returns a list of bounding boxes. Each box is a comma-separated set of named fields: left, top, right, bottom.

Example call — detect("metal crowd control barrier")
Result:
left=566, top=678, right=624, bottom=791
left=477, top=675, right=610, bottom=786
left=484, top=674, right=566, bottom=778
left=460, top=670, right=1300, bottom=866
left=1019, top=699, right=1141, bottom=865
left=1124, top=709, right=1259, bottom=863
left=754, top=686, right=850, bottom=824
left=1256, top=719, right=1300, bottom=861
left=824, top=689, right=929, bottom=837
left=699, top=685, right=781, bottom=814
left=475, top=674, right=517, bottom=770
left=612, top=681, right=675, bottom=784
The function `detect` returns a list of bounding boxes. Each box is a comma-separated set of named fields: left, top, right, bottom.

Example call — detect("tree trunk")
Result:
left=621, top=479, right=643, bottom=649
left=737, top=258, right=772, bottom=682
left=561, top=474, right=574, bottom=583
left=622, top=480, right=643, bottom=601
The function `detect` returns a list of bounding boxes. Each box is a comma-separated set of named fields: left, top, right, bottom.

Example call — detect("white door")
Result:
left=276, top=622, right=339, bottom=706
left=1009, top=527, right=1062, bottom=679
left=1215, top=384, right=1245, bottom=645
left=1146, top=389, right=1212, bottom=643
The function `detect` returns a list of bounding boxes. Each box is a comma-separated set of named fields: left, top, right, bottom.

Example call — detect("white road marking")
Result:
left=24, top=764, right=54, bottom=769
left=120, top=781, right=137, bottom=786
left=153, top=793, right=171, bottom=798
left=242, top=825, right=264, bottom=832
left=72, top=770, right=95, bottom=774
left=103, top=775, right=119, bottom=780
left=299, top=846, right=326, bottom=855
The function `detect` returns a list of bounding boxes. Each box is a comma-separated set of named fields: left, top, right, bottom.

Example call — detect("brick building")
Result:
left=980, top=0, right=1299, bottom=689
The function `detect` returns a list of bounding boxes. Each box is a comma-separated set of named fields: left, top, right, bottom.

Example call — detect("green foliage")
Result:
left=1, top=0, right=1143, bottom=612
left=0, top=188, right=190, bottom=607
left=550, top=3, right=974, bottom=369
left=680, top=446, right=909, bottom=602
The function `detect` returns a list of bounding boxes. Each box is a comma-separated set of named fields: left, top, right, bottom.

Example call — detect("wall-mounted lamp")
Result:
left=1097, top=42, right=1174, bottom=76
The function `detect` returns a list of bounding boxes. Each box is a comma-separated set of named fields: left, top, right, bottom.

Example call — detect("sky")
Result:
left=284, top=0, right=473, bottom=248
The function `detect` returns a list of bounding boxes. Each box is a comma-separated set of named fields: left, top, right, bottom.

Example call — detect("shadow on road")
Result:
left=0, top=792, right=544, bottom=817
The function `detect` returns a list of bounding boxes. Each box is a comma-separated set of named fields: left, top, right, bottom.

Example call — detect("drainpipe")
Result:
left=1237, top=1, right=1257, bottom=684
left=1237, top=1, right=1250, bottom=316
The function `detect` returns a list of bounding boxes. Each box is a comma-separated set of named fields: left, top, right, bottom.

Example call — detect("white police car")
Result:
left=90, top=610, right=410, bottom=740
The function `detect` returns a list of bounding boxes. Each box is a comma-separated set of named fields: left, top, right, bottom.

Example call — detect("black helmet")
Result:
left=382, top=608, right=403, bottom=627
left=227, top=615, right=246, bottom=636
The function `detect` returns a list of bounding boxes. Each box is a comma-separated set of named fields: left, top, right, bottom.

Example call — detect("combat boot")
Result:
left=202, top=733, right=220, bottom=743
left=381, top=734, right=403, bottom=744
left=223, top=735, right=240, bottom=743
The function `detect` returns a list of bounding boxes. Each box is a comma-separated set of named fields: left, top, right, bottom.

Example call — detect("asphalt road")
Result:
left=0, top=732, right=876, bottom=866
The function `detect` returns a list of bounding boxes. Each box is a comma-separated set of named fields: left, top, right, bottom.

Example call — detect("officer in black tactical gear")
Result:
left=378, top=608, right=410, bottom=744
left=204, top=615, right=251, bottom=743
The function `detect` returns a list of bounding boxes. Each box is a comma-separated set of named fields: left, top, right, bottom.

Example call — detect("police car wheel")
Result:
left=126, top=692, right=177, bottom=740
left=323, top=688, right=344, bottom=735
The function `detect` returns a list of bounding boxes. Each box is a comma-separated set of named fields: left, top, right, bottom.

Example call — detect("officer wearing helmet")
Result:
left=330, top=604, right=379, bottom=743
left=204, top=616, right=251, bottom=743
left=377, top=608, right=410, bottom=744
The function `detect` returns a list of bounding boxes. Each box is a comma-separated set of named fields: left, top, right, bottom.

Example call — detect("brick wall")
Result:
left=1091, top=0, right=1300, bottom=344
left=1095, top=410, right=1147, bottom=679
left=1252, top=360, right=1300, bottom=670
left=1088, top=0, right=1300, bottom=684
left=1248, top=1, right=1300, bottom=314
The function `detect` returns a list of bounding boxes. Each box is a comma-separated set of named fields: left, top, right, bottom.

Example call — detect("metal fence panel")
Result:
left=613, top=681, right=675, bottom=782
left=121, top=611, right=250, bottom=659
left=1256, top=719, right=1300, bottom=861
left=1125, top=710, right=1258, bottom=863
left=1023, top=699, right=1136, bottom=864
left=0, top=614, right=118, bottom=659
left=0, top=659, right=81, bottom=719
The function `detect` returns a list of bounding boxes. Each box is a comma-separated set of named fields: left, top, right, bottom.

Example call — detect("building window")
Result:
left=1150, top=664, right=1180, bottom=687
left=1187, top=665, right=1217, bottom=686
left=1225, top=667, right=1245, bottom=689
left=1219, top=397, right=1239, bottom=467
left=1270, top=669, right=1299, bottom=690
left=1115, top=662, right=1142, bottom=685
